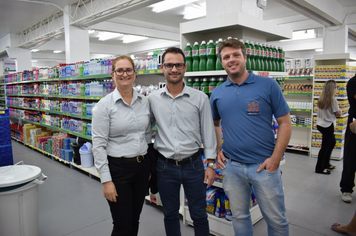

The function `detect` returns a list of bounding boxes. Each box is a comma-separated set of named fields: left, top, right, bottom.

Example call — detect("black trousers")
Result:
left=107, top=155, right=151, bottom=236
left=316, top=124, right=335, bottom=172
left=340, top=116, right=356, bottom=193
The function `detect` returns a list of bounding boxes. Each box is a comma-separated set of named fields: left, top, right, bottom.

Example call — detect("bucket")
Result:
left=0, top=161, right=47, bottom=236
left=79, top=142, right=93, bottom=168
left=70, top=142, right=81, bottom=165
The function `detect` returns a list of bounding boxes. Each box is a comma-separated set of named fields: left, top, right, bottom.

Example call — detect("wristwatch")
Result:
left=207, top=163, right=217, bottom=170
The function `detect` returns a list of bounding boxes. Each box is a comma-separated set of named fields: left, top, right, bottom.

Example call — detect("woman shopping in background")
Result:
left=92, top=55, right=152, bottom=236
left=316, top=80, right=342, bottom=175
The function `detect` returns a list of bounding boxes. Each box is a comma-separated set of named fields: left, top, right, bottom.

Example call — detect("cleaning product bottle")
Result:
left=201, top=78, right=209, bottom=96
left=193, top=78, right=201, bottom=90
left=192, top=42, right=200, bottom=72
left=206, top=39, right=216, bottom=71
left=199, top=41, right=207, bottom=71
left=208, top=77, right=217, bottom=97
left=184, top=43, right=193, bottom=72
left=215, top=38, right=224, bottom=70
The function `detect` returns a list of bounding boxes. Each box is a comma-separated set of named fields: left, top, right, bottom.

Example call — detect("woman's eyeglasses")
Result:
left=113, top=68, right=135, bottom=76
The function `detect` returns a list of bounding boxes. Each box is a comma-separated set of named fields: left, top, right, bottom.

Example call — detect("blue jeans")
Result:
left=221, top=158, right=289, bottom=236
left=156, top=156, right=209, bottom=236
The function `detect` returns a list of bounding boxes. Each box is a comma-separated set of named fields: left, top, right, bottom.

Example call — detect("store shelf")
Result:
left=9, top=116, right=92, bottom=140
left=314, top=79, right=350, bottom=82
left=283, top=76, right=313, bottom=80
left=289, top=108, right=312, bottom=112
left=312, top=129, right=346, bottom=135
left=6, top=94, right=103, bottom=100
left=286, top=146, right=310, bottom=153
left=137, top=69, right=162, bottom=75
left=283, top=92, right=312, bottom=96
left=7, top=105, right=93, bottom=120
left=314, top=53, right=356, bottom=61
left=292, top=124, right=311, bottom=128
left=313, top=95, right=348, bottom=100
left=312, top=112, right=348, bottom=118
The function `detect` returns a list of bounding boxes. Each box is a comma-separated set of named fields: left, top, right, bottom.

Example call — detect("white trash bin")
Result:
left=0, top=162, right=47, bottom=236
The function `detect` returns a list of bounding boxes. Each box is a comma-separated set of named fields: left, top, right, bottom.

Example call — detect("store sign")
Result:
left=4, top=59, right=16, bottom=73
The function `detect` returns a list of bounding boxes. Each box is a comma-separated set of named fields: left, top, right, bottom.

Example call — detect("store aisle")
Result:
left=11, top=140, right=355, bottom=236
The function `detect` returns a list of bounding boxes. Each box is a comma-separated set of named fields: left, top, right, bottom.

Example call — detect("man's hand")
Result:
left=103, top=181, right=118, bottom=202
left=204, top=167, right=216, bottom=189
left=350, top=120, right=356, bottom=133
left=216, top=151, right=226, bottom=169
left=257, top=157, right=280, bottom=172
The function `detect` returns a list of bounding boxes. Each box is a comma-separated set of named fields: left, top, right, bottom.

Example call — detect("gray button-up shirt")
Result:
left=148, top=84, right=216, bottom=160
left=92, top=89, right=151, bottom=183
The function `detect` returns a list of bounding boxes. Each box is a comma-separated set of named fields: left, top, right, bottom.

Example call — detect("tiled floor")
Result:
left=9, top=140, right=355, bottom=236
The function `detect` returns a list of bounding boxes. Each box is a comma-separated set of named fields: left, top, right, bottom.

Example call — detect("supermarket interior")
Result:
left=1, top=0, right=356, bottom=236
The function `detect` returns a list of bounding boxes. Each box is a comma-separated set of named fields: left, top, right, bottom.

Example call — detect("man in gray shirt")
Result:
left=148, top=47, right=217, bottom=236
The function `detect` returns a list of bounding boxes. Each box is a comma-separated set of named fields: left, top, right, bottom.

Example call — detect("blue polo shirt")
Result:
left=210, top=71, right=290, bottom=163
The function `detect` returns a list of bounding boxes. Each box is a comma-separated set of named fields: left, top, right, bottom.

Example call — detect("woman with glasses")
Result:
left=92, top=55, right=152, bottom=236
left=315, top=80, right=341, bottom=175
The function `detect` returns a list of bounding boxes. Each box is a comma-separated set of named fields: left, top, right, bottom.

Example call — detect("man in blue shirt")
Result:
left=210, top=38, right=291, bottom=236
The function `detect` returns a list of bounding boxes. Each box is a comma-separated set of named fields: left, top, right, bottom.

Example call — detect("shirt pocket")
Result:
left=244, top=97, right=262, bottom=116
left=178, top=112, right=198, bottom=132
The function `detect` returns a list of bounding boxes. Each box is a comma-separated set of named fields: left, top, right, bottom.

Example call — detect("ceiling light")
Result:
left=31, top=49, right=40, bottom=52
left=131, top=55, right=135, bottom=60
left=53, top=50, right=62, bottom=53
left=88, top=30, right=95, bottom=34
left=315, top=48, right=323, bottom=52
left=123, top=35, right=148, bottom=44
left=147, top=52, right=153, bottom=56
left=31, top=60, right=38, bottom=62
left=150, top=0, right=199, bottom=13
left=183, top=3, right=206, bottom=20
left=98, top=32, right=123, bottom=41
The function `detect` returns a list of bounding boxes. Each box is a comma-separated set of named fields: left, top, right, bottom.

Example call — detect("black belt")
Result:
left=158, top=150, right=201, bottom=166
left=108, top=155, right=145, bottom=163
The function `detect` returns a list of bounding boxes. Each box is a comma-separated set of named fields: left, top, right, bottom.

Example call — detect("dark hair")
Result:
left=218, top=39, right=246, bottom=61
left=161, top=47, right=186, bottom=64
left=112, top=55, right=135, bottom=71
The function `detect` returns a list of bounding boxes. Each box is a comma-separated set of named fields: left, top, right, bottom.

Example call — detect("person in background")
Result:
left=148, top=47, right=217, bottom=236
left=210, top=38, right=291, bottom=236
left=92, top=55, right=152, bottom=236
left=340, top=74, right=356, bottom=203
left=315, top=80, right=342, bottom=175
left=331, top=209, right=356, bottom=235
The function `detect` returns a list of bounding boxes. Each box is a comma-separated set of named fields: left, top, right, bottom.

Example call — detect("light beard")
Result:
left=166, top=74, right=184, bottom=85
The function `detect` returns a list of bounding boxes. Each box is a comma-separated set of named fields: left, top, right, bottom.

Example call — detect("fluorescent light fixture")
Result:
left=31, top=49, right=40, bottom=52
left=88, top=30, right=95, bottom=34
left=280, top=29, right=316, bottom=42
left=131, top=55, right=135, bottom=60
left=183, top=3, right=206, bottom=20
left=98, top=32, right=123, bottom=41
left=315, top=48, right=323, bottom=52
left=150, top=0, right=199, bottom=13
left=31, top=60, right=38, bottom=62
left=147, top=52, right=153, bottom=56
left=122, top=35, right=148, bottom=43
left=53, top=50, right=62, bottom=53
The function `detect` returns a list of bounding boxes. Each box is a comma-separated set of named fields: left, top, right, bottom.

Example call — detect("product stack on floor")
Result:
left=7, top=140, right=354, bottom=236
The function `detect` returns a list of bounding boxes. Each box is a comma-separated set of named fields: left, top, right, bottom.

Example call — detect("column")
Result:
left=323, top=25, right=348, bottom=54
left=5, top=47, right=32, bottom=72
left=63, top=6, right=90, bottom=63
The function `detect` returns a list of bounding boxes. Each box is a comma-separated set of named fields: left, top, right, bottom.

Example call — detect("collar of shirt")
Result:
left=226, top=70, right=256, bottom=87
left=159, top=83, right=191, bottom=99
left=112, top=88, right=142, bottom=104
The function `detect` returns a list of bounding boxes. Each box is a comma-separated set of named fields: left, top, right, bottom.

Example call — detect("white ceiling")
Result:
left=1, top=0, right=356, bottom=68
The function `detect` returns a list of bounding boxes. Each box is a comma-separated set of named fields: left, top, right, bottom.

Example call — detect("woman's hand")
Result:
left=103, top=181, right=118, bottom=202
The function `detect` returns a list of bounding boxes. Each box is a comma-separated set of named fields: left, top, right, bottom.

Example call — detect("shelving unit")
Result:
left=0, top=76, right=6, bottom=109
left=310, top=53, right=354, bottom=160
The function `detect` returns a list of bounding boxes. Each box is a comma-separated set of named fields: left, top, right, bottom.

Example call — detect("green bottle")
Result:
left=206, top=40, right=216, bottom=71
left=249, top=41, right=256, bottom=71
left=184, top=43, right=192, bottom=72
left=278, top=47, right=285, bottom=72
left=217, top=77, right=225, bottom=86
left=244, top=40, right=251, bottom=70
left=199, top=41, right=207, bottom=71
left=216, top=38, right=224, bottom=70
left=193, top=78, right=200, bottom=90
left=254, top=42, right=261, bottom=71
left=201, top=78, right=209, bottom=95
left=186, top=78, right=193, bottom=87
left=208, top=77, right=217, bottom=97
left=261, top=44, right=268, bottom=71
left=272, top=46, right=278, bottom=71
left=192, top=42, right=200, bottom=72
left=266, top=45, right=273, bottom=72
